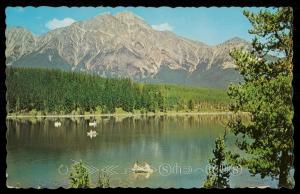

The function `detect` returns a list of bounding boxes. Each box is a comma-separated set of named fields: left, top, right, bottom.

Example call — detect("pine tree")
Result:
left=157, top=90, right=167, bottom=112
left=228, top=7, right=293, bottom=188
left=188, top=99, right=195, bottom=112
left=203, top=132, right=231, bottom=188
left=15, top=97, right=20, bottom=113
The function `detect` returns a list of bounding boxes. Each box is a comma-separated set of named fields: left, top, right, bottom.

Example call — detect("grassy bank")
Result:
left=7, top=110, right=242, bottom=118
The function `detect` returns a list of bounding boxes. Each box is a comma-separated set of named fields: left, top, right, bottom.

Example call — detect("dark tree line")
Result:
left=6, top=67, right=228, bottom=115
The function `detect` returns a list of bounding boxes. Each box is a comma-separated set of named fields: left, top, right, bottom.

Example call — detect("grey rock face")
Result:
left=6, top=12, right=250, bottom=87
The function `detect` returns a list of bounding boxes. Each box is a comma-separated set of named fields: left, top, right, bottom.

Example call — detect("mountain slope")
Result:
left=5, top=11, right=250, bottom=88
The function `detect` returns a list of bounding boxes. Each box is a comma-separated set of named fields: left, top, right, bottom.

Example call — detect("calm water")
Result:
left=6, top=115, right=277, bottom=188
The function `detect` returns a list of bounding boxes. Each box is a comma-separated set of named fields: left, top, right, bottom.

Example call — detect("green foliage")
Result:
left=15, top=97, right=20, bottom=113
left=203, top=132, right=231, bottom=188
left=228, top=7, right=293, bottom=188
left=6, top=67, right=229, bottom=114
left=188, top=99, right=195, bottom=111
left=69, top=161, right=90, bottom=188
left=97, top=171, right=110, bottom=188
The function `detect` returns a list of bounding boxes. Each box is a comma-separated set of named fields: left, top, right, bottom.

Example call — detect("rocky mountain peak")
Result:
left=221, top=37, right=250, bottom=46
left=115, top=11, right=151, bottom=30
left=5, top=12, right=248, bottom=88
left=115, top=11, right=143, bottom=20
left=5, top=27, right=37, bottom=65
left=92, top=12, right=115, bottom=20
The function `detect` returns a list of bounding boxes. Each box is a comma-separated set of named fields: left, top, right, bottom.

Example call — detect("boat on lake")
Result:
left=131, top=162, right=154, bottom=173
left=89, top=121, right=97, bottom=127
left=54, top=121, right=61, bottom=127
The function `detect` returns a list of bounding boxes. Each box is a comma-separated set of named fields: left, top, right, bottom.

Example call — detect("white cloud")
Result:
left=45, top=18, right=76, bottom=30
left=151, top=23, right=173, bottom=31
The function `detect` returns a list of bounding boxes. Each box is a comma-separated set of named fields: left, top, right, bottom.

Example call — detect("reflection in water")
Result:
left=87, top=130, right=98, bottom=139
left=6, top=114, right=274, bottom=188
left=132, top=172, right=152, bottom=180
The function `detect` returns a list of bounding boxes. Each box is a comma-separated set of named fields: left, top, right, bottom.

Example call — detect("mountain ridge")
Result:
left=5, top=11, right=250, bottom=88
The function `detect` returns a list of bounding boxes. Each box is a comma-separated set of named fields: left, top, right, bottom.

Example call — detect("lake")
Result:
left=6, top=114, right=277, bottom=188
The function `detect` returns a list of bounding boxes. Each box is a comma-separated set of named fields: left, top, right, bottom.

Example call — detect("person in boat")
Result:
left=55, top=118, right=61, bottom=122
left=144, top=162, right=151, bottom=170
left=54, top=119, right=61, bottom=127
left=133, top=161, right=139, bottom=169
left=89, top=120, right=97, bottom=127
left=132, top=161, right=153, bottom=173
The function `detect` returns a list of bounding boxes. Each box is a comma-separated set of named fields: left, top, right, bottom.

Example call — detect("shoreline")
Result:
left=6, top=111, right=249, bottom=118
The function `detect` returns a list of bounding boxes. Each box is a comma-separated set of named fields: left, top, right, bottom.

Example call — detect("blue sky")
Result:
left=6, top=7, right=270, bottom=45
